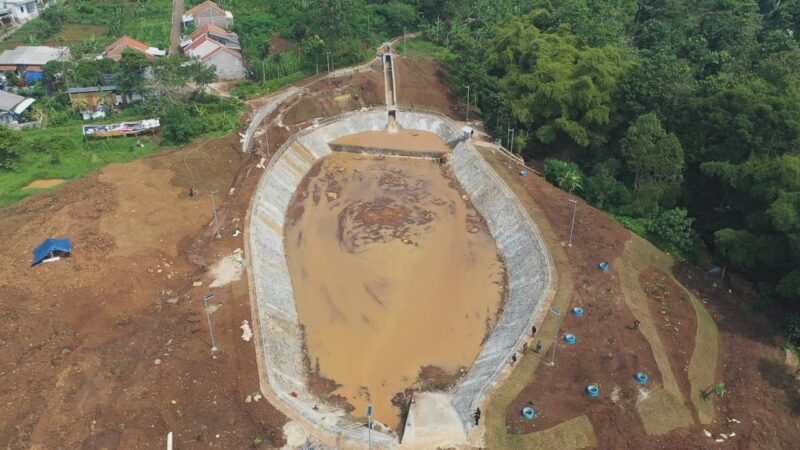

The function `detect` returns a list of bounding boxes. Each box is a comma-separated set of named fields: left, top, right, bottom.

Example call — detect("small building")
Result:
left=101, top=36, right=165, bottom=62
left=0, top=89, right=34, bottom=125
left=68, top=85, right=144, bottom=120
left=0, top=45, right=69, bottom=83
left=182, top=1, right=232, bottom=29
left=2, top=0, right=38, bottom=24
left=184, top=35, right=245, bottom=81
left=199, top=45, right=246, bottom=81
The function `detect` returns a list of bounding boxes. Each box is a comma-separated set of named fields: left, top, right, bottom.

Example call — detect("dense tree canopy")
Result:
left=412, top=0, right=800, bottom=311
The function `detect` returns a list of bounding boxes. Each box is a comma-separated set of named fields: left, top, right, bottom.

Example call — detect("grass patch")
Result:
left=231, top=71, right=307, bottom=100
left=636, top=389, right=693, bottom=435
left=622, top=235, right=719, bottom=424
left=404, top=39, right=454, bottom=62
left=0, top=127, right=160, bottom=208
left=617, top=242, right=695, bottom=434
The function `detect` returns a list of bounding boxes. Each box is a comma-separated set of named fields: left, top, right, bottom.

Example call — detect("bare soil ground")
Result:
left=639, top=267, right=698, bottom=419
left=0, top=51, right=453, bottom=448
left=393, top=56, right=467, bottom=119
left=501, top=164, right=666, bottom=447
left=0, top=133, right=289, bottom=449
left=481, top=146, right=800, bottom=449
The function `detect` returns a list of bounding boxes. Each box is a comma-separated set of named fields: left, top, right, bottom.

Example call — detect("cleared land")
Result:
left=479, top=144, right=800, bottom=449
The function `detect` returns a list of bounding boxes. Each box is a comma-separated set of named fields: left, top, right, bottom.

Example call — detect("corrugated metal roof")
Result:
left=68, top=86, right=118, bottom=94
left=0, top=46, right=70, bottom=66
left=0, top=90, right=26, bottom=111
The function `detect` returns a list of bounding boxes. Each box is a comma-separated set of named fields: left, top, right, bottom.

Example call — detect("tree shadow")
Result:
left=757, top=358, right=800, bottom=416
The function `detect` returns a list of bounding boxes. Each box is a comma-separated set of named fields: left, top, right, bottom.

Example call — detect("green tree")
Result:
left=0, top=127, right=20, bottom=171
left=161, top=103, right=195, bottom=144
left=619, top=113, right=684, bottom=208
left=117, top=50, right=149, bottom=98
left=192, top=63, right=217, bottom=95
left=486, top=18, right=630, bottom=151
left=301, top=34, right=326, bottom=74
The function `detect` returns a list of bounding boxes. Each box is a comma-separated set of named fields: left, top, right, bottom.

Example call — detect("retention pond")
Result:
left=285, top=150, right=505, bottom=428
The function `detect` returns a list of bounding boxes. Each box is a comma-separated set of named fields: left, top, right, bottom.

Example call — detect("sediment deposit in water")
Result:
left=285, top=151, right=504, bottom=427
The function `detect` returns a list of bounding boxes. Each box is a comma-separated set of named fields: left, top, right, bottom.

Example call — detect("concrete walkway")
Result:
left=169, top=0, right=185, bottom=55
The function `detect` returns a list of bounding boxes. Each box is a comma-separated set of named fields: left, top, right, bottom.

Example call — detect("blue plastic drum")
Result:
left=520, top=170, right=529, bottom=177
left=564, top=333, right=577, bottom=344
left=635, top=372, right=649, bottom=383
left=599, top=262, right=609, bottom=271
left=572, top=307, right=584, bottom=316
left=586, top=384, right=600, bottom=397
left=521, top=406, right=536, bottom=420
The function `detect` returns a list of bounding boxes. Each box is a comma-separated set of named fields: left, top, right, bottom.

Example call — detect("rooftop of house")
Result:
left=200, top=45, right=242, bottom=62
left=0, top=89, right=32, bottom=113
left=103, top=36, right=166, bottom=59
left=189, top=23, right=236, bottom=41
left=0, top=46, right=69, bottom=66
left=68, top=86, right=118, bottom=95
left=185, top=0, right=227, bottom=17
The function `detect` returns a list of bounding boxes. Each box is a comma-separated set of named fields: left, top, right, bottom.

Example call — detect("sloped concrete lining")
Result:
left=247, top=109, right=551, bottom=448
left=449, top=139, right=552, bottom=428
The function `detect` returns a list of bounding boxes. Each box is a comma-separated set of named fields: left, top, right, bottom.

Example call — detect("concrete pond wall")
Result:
left=247, top=110, right=551, bottom=447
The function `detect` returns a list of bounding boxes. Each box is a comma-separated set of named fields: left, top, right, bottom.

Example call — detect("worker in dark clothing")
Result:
left=511, top=354, right=517, bottom=365
left=474, top=407, right=481, bottom=426
left=633, top=319, right=641, bottom=330
left=531, top=325, right=537, bottom=336
left=534, top=340, right=543, bottom=353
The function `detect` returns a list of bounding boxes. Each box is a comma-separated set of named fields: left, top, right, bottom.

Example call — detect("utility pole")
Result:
left=567, top=198, right=578, bottom=248
left=507, top=127, right=515, bottom=153
left=326, top=52, right=331, bottom=73
left=210, top=188, right=221, bottom=239
left=465, top=85, right=470, bottom=122
left=203, top=293, right=218, bottom=352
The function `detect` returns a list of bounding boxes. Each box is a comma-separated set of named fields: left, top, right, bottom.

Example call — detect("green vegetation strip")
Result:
left=0, top=127, right=159, bottom=208
left=634, top=238, right=719, bottom=424
left=618, top=240, right=694, bottom=435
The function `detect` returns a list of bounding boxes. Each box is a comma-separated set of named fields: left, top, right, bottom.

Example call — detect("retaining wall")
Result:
left=247, top=110, right=551, bottom=447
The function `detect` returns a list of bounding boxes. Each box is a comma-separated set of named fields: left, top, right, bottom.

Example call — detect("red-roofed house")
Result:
left=186, top=23, right=240, bottom=50
left=184, top=35, right=245, bottom=80
left=102, top=36, right=166, bottom=61
left=182, top=1, right=233, bottom=29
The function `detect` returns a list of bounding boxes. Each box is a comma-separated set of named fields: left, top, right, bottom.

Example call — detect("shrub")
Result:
left=543, top=158, right=584, bottom=193
left=646, top=207, right=696, bottom=253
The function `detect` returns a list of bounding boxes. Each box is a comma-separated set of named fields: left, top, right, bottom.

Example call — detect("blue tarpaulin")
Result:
left=32, top=238, right=71, bottom=265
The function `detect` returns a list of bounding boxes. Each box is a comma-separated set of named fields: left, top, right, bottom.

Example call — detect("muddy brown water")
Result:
left=330, top=129, right=452, bottom=154
left=285, top=150, right=504, bottom=428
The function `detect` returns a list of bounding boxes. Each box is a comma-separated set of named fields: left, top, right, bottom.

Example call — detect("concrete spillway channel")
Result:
left=383, top=53, right=398, bottom=107
left=246, top=109, right=552, bottom=448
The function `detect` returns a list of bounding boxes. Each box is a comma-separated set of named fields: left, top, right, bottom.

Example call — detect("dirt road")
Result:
left=169, top=0, right=184, bottom=55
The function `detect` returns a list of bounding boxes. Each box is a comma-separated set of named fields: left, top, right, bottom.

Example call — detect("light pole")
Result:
left=326, top=52, right=331, bottom=73
left=507, top=127, right=515, bottom=153
left=210, top=188, right=221, bottom=239
left=203, top=293, right=218, bottom=352
left=548, top=306, right=561, bottom=366
left=567, top=198, right=578, bottom=248
left=465, top=85, right=470, bottom=122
